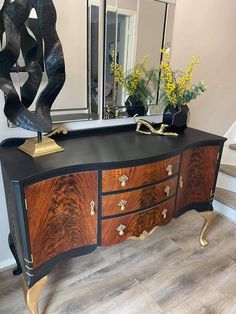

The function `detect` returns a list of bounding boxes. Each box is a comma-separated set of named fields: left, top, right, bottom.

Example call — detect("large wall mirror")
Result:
left=103, top=0, right=175, bottom=119
left=0, top=0, right=175, bottom=127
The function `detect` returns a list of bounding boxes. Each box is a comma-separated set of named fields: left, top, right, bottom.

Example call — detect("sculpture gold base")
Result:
left=18, top=136, right=64, bottom=158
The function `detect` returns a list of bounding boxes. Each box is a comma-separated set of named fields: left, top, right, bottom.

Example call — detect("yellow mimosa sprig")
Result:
left=159, top=49, right=206, bottom=108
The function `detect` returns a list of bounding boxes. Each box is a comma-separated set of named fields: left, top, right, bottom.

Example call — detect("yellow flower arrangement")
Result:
left=160, top=49, right=206, bottom=108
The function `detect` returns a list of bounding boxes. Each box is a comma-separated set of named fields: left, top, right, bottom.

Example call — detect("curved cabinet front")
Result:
left=175, top=146, right=219, bottom=213
left=102, top=176, right=178, bottom=217
left=24, top=171, right=98, bottom=269
left=102, top=155, right=181, bottom=192
left=102, top=197, right=175, bottom=246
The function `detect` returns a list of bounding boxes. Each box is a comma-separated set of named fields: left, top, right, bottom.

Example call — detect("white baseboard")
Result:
left=213, top=200, right=236, bottom=222
left=0, top=258, right=15, bottom=271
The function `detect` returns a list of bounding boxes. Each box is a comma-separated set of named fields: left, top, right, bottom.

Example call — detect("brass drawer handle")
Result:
left=119, top=175, right=128, bottom=187
left=90, top=200, right=96, bottom=216
left=164, top=186, right=171, bottom=197
left=166, top=164, right=173, bottom=176
left=118, top=199, right=127, bottom=211
left=116, top=224, right=126, bottom=236
left=162, top=208, right=168, bottom=219
left=179, top=176, right=184, bottom=188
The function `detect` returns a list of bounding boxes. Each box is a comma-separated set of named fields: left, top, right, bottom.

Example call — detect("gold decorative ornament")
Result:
left=134, top=118, right=178, bottom=136
left=166, top=164, right=173, bottom=176
left=22, top=275, right=48, bottom=314
left=128, top=226, right=158, bottom=241
left=119, top=175, right=128, bottom=187
left=90, top=200, right=96, bottom=216
left=164, top=186, right=171, bottom=197
left=18, top=127, right=68, bottom=158
left=199, top=211, right=216, bottom=246
left=116, top=224, right=126, bottom=236
left=162, top=208, right=168, bottom=219
left=179, top=176, right=184, bottom=188
left=118, top=199, right=127, bottom=211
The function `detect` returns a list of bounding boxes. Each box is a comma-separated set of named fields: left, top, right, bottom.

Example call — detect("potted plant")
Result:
left=159, top=49, right=206, bottom=133
left=111, top=53, right=159, bottom=117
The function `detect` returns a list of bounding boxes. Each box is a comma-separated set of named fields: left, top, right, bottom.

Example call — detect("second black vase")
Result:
left=125, top=96, right=148, bottom=117
left=162, top=105, right=190, bottom=133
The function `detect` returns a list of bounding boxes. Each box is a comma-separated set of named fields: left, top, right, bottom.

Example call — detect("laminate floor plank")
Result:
left=0, top=211, right=236, bottom=314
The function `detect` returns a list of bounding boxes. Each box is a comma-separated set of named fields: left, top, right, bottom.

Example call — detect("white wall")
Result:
left=171, top=0, right=236, bottom=136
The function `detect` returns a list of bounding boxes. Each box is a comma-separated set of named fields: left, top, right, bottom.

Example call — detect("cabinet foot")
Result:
left=8, top=233, right=22, bottom=275
left=22, top=275, right=48, bottom=314
left=199, top=211, right=215, bottom=246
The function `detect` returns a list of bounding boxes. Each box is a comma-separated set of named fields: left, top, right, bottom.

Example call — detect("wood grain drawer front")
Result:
left=24, top=171, right=98, bottom=269
left=102, top=197, right=175, bottom=246
left=102, top=155, right=180, bottom=192
left=102, top=177, right=178, bottom=216
left=176, top=146, right=220, bottom=212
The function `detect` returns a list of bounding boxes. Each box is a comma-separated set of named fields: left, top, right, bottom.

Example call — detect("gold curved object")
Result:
left=116, top=224, right=126, bottom=236
left=128, top=226, right=158, bottom=241
left=166, top=164, right=173, bottom=176
left=164, top=186, right=171, bottom=197
left=179, top=176, right=184, bottom=188
left=134, top=118, right=178, bottom=137
left=118, top=199, right=127, bottom=211
left=90, top=200, right=96, bottom=216
left=119, top=175, right=128, bottom=187
left=199, top=211, right=215, bottom=246
left=22, top=275, right=48, bottom=314
left=45, top=127, right=68, bottom=138
left=161, top=208, right=168, bottom=219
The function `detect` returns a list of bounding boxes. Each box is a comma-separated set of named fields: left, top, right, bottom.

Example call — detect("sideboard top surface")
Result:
left=0, top=127, right=226, bottom=183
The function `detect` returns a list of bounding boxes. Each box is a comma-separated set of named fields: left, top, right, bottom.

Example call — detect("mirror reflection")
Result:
left=0, top=0, right=100, bottom=126
left=104, top=0, right=175, bottom=119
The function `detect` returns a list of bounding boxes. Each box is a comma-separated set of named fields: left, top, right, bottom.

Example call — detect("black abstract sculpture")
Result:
left=0, top=0, right=65, bottom=133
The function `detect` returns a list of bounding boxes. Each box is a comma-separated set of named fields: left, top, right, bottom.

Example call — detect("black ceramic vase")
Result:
left=125, top=96, right=148, bottom=117
left=162, top=105, right=190, bottom=133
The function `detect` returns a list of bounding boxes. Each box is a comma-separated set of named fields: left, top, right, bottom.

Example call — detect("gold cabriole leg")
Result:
left=199, top=211, right=216, bottom=246
left=22, top=275, right=48, bottom=314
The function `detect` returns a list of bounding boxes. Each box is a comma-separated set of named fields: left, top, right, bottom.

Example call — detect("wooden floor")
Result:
left=1, top=210, right=236, bottom=314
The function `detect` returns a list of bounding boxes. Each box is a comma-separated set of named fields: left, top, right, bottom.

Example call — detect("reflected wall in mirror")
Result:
left=1, top=0, right=101, bottom=127
left=104, top=0, right=176, bottom=119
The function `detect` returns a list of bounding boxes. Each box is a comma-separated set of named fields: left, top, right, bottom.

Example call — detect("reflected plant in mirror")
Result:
left=111, top=53, right=159, bottom=117
left=104, top=0, right=176, bottom=120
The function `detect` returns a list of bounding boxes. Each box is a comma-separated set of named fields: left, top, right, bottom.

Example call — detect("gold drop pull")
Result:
left=162, top=208, right=168, bottom=219
left=118, top=199, right=127, bottom=211
left=90, top=200, right=96, bottom=216
left=119, top=175, right=128, bottom=187
left=116, top=224, right=126, bottom=236
left=166, top=164, right=173, bottom=176
left=164, top=186, right=171, bottom=197
left=179, top=176, right=184, bottom=189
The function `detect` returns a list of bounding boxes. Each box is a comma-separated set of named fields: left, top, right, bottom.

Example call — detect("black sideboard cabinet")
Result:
left=0, top=126, right=226, bottom=314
